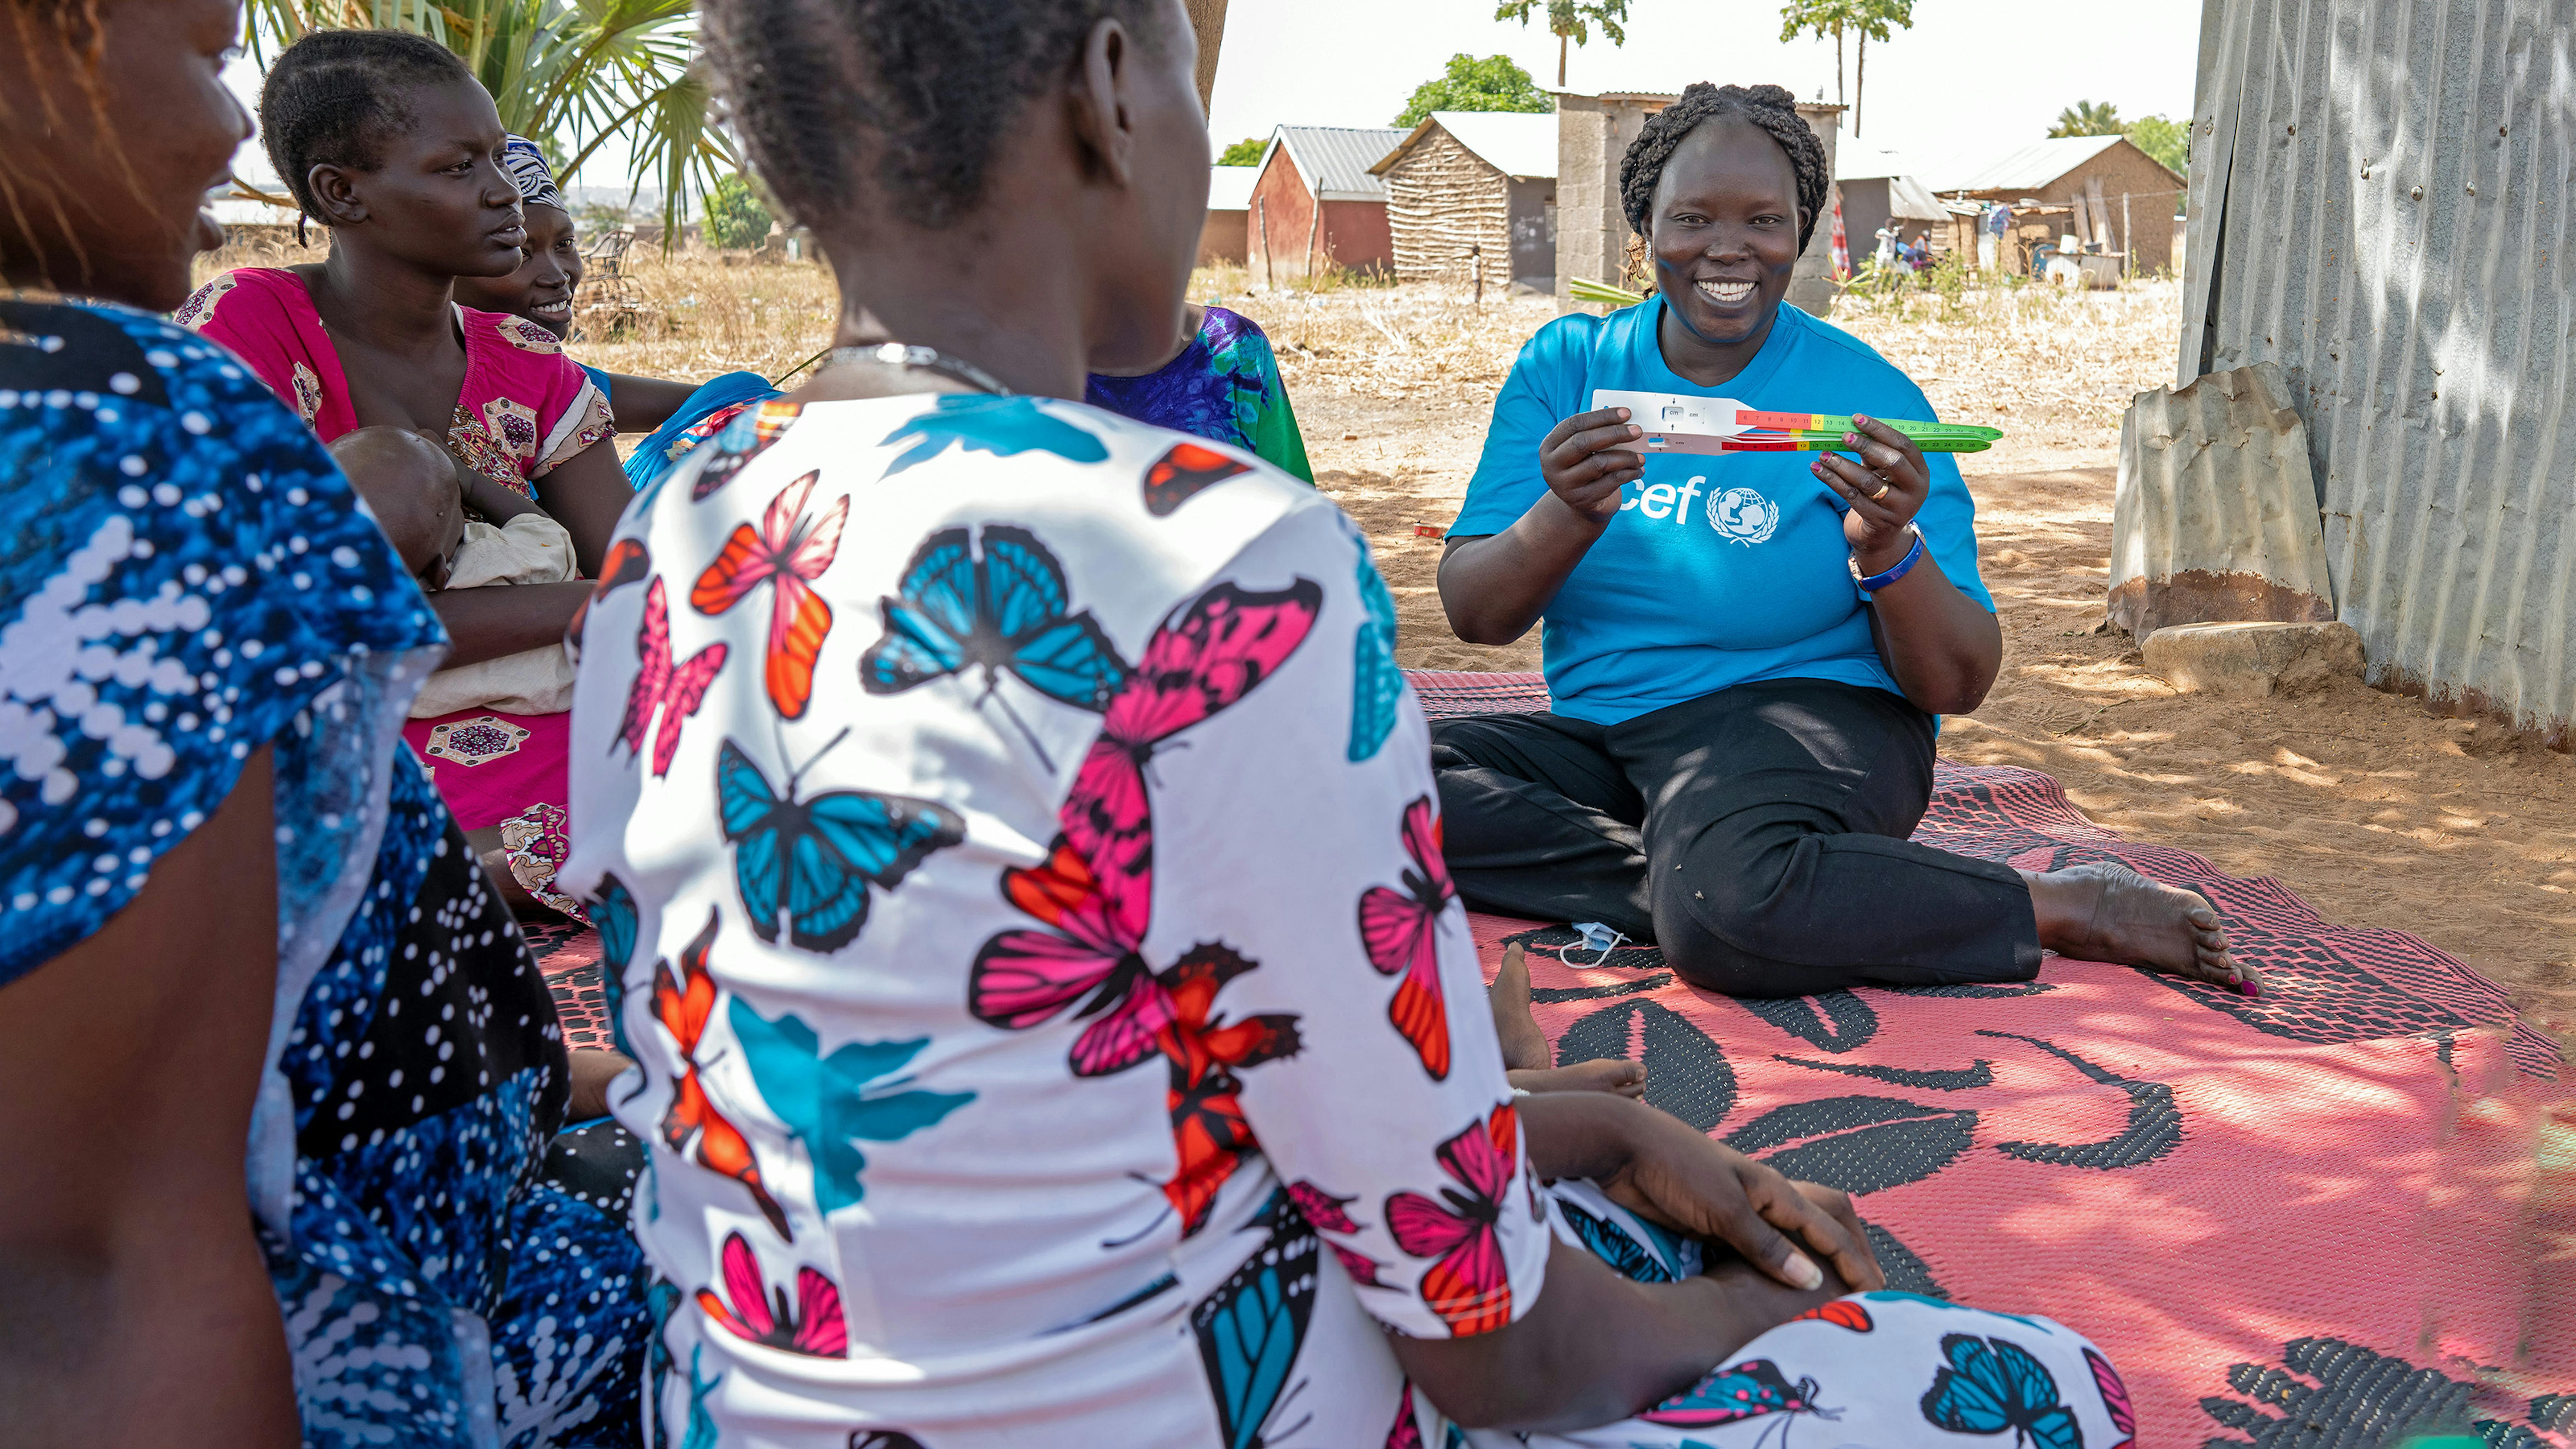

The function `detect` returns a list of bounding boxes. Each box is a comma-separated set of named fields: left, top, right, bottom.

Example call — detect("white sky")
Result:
left=226, top=0, right=2203, bottom=195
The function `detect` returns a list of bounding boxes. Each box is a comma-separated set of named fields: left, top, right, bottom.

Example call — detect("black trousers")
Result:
left=1429, top=678, right=2042, bottom=997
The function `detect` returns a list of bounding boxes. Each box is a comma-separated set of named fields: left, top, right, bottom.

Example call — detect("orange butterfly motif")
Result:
left=652, top=908, right=790, bottom=1238
left=690, top=469, right=848, bottom=719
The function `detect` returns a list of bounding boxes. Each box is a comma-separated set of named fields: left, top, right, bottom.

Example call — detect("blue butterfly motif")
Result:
left=1558, top=1197, right=1693, bottom=1285
left=1920, top=1333, right=2083, bottom=1449
left=1191, top=1189, right=1318, bottom=1449
left=591, top=872, right=639, bottom=1057
left=679, top=1344, right=722, bottom=1449
left=881, top=394, right=1108, bottom=476
left=729, top=999, right=974, bottom=1216
left=716, top=736, right=964, bottom=952
left=859, top=523, right=1129, bottom=763
left=1347, top=532, right=1404, bottom=762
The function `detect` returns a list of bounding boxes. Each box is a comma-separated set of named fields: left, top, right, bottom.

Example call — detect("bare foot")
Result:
left=1489, top=942, right=1555, bottom=1072
left=2024, top=861, right=2257, bottom=996
left=1510, top=1058, right=1649, bottom=1098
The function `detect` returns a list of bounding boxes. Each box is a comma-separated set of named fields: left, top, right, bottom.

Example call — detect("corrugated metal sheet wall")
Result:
left=2182, top=0, right=2576, bottom=742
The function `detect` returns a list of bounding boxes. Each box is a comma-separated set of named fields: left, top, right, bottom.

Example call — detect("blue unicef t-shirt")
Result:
left=1451, top=297, right=1993, bottom=726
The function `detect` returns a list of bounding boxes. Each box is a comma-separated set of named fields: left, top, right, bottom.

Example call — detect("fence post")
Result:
left=2122, top=193, right=2133, bottom=278
left=1472, top=243, right=1483, bottom=307
left=1258, top=199, right=1274, bottom=293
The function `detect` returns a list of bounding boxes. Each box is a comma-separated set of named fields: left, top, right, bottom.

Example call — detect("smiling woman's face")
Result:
left=1648, top=117, right=1807, bottom=352
left=451, top=202, right=583, bottom=335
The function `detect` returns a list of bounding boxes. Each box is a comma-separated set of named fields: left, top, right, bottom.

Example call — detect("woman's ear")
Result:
left=307, top=163, right=369, bottom=228
left=1065, top=15, right=1139, bottom=188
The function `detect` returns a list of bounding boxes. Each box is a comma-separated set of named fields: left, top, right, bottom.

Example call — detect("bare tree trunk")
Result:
left=1557, top=30, right=1568, bottom=87
left=1835, top=25, right=1845, bottom=107
left=1184, top=0, right=1228, bottom=117
left=1855, top=31, right=1865, bottom=135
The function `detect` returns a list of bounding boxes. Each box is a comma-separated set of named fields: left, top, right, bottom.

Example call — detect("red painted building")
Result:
left=1244, top=125, right=1402, bottom=286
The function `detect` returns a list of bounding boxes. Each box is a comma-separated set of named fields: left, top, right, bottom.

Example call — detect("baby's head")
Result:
left=332, top=427, right=465, bottom=590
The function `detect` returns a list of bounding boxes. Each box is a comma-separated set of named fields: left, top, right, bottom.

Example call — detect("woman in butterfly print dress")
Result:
left=0, top=7, right=650, bottom=1445
left=560, top=3, right=2133, bottom=1445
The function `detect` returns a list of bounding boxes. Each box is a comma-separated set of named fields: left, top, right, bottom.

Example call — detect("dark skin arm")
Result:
left=430, top=580, right=591, bottom=669
left=0, top=749, right=297, bottom=1446
left=1437, top=407, right=2003, bottom=715
left=530, top=441, right=632, bottom=580
left=1389, top=1092, right=1885, bottom=1431
left=604, top=372, right=702, bottom=435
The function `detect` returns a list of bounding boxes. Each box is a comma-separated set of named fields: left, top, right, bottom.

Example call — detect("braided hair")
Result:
left=702, top=0, right=1165, bottom=234
left=1620, top=83, right=1831, bottom=254
left=258, top=30, right=474, bottom=227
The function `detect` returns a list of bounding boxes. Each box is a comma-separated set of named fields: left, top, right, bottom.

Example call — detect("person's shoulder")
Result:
left=4, top=293, right=299, bottom=425
left=172, top=265, right=299, bottom=332
left=461, top=305, right=568, bottom=358
left=1776, top=304, right=1934, bottom=402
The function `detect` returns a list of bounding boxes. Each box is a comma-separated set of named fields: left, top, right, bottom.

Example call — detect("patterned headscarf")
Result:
left=500, top=135, right=566, bottom=213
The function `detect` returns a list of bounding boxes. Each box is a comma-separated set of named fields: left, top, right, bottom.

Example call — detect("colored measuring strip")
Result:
left=1714, top=432, right=1995, bottom=454
left=1734, top=409, right=2003, bottom=444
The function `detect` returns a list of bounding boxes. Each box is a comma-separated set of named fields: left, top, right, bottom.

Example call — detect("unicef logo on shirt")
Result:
left=1707, top=486, right=1780, bottom=545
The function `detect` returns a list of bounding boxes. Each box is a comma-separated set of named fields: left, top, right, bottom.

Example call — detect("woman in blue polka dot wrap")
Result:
left=0, top=3, right=650, bottom=1445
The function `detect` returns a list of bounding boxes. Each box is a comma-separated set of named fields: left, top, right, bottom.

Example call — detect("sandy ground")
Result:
left=1269, top=287, right=2574, bottom=1048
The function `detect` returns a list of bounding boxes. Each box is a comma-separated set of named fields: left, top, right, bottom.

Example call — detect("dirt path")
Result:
left=1302, top=403, right=2575, bottom=1046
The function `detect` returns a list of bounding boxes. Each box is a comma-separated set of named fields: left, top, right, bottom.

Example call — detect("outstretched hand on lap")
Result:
left=1594, top=1105, right=1885, bottom=1295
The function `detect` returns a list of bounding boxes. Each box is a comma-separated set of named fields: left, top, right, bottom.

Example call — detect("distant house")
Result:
left=1934, top=135, right=2185, bottom=274
left=1833, top=148, right=1952, bottom=261
left=1200, top=164, right=1258, bottom=267
left=1370, top=111, right=1558, bottom=291
left=1245, top=125, right=1403, bottom=285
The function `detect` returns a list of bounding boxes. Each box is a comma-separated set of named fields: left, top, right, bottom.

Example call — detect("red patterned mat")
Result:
left=530, top=670, right=2576, bottom=1443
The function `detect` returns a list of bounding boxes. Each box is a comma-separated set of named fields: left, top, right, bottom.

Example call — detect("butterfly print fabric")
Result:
left=560, top=391, right=2118, bottom=1448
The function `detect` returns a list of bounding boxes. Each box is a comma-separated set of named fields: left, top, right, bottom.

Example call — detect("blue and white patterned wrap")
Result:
left=0, top=295, right=647, bottom=1448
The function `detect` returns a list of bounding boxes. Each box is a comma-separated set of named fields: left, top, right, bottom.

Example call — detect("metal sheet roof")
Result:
left=1371, top=111, right=1558, bottom=180
left=1206, top=164, right=1260, bottom=213
left=1269, top=126, right=1407, bottom=202
left=1939, top=134, right=2128, bottom=192
left=2183, top=0, right=2575, bottom=742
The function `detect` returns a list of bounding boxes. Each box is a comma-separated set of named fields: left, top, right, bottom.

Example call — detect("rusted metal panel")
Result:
left=2182, top=0, right=2576, bottom=746
left=2113, top=363, right=2338, bottom=637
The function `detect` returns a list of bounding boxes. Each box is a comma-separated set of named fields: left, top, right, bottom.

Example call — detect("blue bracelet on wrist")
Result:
left=1850, top=525, right=1925, bottom=596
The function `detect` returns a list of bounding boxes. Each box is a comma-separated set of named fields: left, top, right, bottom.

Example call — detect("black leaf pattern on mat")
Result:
left=1776, top=1055, right=1995, bottom=1091
left=1862, top=1220, right=1947, bottom=1299
left=1723, top=1096, right=1977, bottom=1196
left=2530, top=1395, right=2576, bottom=1433
left=1555, top=998, right=1735, bottom=1130
left=1889, top=980, right=2058, bottom=998
left=1978, top=1030, right=2183, bottom=1171
left=2199, top=1336, right=2561, bottom=1448
left=1532, top=972, right=1674, bottom=1003
left=1735, top=991, right=1879, bottom=1053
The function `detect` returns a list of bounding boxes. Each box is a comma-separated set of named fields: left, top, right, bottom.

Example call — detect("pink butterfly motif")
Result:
left=1358, top=795, right=1458, bottom=1081
left=2087, top=1347, right=2136, bottom=1449
left=617, top=576, right=729, bottom=777
left=689, top=469, right=848, bottom=721
left=969, top=835, right=1172, bottom=1078
left=695, top=1230, right=847, bottom=1357
left=1385, top=1102, right=1522, bottom=1336
left=1062, top=578, right=1323, bottom=937
left=1287, top=1178, right=1390, bottom=1289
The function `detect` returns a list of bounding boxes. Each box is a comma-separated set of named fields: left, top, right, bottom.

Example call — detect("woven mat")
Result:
left=533, top=670, right=2576, bottom=1444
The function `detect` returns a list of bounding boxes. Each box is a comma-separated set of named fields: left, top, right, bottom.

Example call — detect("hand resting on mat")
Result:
left=1391, top=1089, right=1884, bottom=1430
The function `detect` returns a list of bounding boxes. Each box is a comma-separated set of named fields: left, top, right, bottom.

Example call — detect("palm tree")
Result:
left=238, top=0, right=728, bottom=241
left=1778, top=0, right=1912, bottom=136
left=1493, top=0, right=1629, bottom=88
left=2049, top=100, right=2126, bottom=138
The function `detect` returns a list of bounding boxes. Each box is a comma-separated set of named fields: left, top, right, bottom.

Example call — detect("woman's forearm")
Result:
left=1857, top=546, right=2003, bottom=716
left=606, top=373, right=700, bottom=434
left=430, top=580, right=589, bottom=669
left=1437, top=494, right=1610, bottom=644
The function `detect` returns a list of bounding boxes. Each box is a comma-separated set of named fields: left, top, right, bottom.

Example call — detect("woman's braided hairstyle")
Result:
left=1620, top=82, right=1831, bottom=255
left=258, top=30, right=474, bottom=230
left=701, top=0, right=1163, bottom=234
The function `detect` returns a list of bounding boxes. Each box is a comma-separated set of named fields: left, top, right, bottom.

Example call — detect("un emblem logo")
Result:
left=1708, top=486, right=1780, bottom=545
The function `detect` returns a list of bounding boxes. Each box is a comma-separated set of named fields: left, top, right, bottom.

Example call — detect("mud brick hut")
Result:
left=1940, top=134, right=2185, bottom=275
left=1370, top=111, right=1559, bottom=293
left=1199, top=164, right=1257, bottom=267
left=1244, top=125, right=1403, bottom=286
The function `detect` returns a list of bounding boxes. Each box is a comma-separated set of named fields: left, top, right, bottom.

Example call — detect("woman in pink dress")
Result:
left=181, top=30, right=628, bottom=917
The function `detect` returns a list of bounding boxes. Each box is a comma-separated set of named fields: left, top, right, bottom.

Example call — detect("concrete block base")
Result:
left=2141, top=620, right=2365, bottom=698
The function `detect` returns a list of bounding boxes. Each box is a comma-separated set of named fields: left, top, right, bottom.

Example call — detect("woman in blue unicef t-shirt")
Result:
left=1436, top=83, right=2255, bottom=998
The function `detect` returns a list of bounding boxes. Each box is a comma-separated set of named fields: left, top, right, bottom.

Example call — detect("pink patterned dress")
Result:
left=181, top=266, right=617, bottom=914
